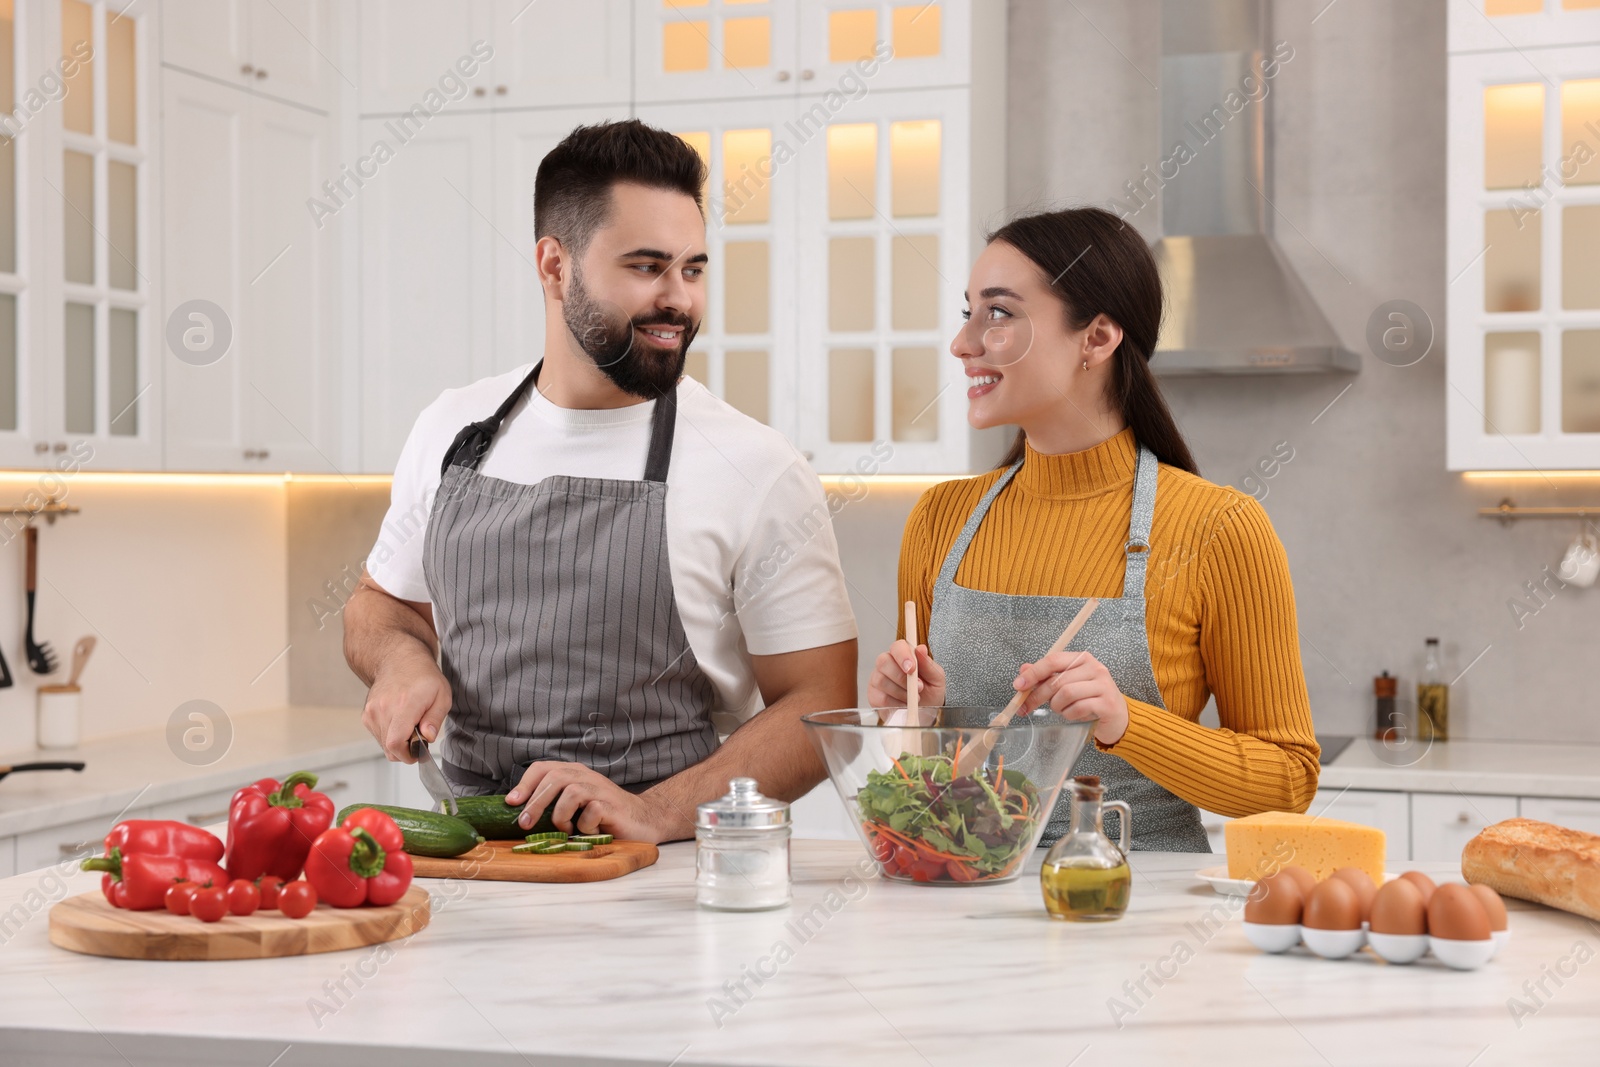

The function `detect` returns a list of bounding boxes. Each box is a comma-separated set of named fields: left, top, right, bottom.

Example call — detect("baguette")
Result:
left=1461, top=818, right=1600, bottom=922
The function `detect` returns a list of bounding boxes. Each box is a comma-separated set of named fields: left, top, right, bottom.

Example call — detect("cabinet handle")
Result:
left=256, top=69, right=268, bottom=80
left=241, top=63, right=254, bottom=75
left=1457, top=812, right=1471, bottom=823
left=58, top=841, right=96, bottom=856
left=495, top=85, right=507, bottom=95
left=243, top=448, right=271, bottom=460
left=33, top=442, right=48, bottom=454
left=776, top=70, right=791, bottom=82
left=322, top=780, right=350, bottom=792
left=52, top=442, right=67, bottom=453
left=186, top=809, right=230, bottom=825
left=801, top=69, right=815, bottom=80
left=473, top=86, right=487, bottom=97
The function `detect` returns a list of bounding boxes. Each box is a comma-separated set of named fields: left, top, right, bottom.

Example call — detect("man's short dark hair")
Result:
left=534, top=120, right=706, bottom=258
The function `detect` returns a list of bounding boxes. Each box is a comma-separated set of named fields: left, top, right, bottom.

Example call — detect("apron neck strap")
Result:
left=933, top=461, right=1021, bottom=590
left=440, top=362, right=542, bottom=477
left=1121, top=445, right=1159, bottom=600
left=438, top=362, right=679, bottom=483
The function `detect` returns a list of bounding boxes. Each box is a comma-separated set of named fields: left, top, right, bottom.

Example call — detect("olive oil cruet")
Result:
left=1039, top=775, right=1132, bottom=922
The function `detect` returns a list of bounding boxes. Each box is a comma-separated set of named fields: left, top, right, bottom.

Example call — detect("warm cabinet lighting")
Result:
left=1484, top=83, right=1545, bottom=189
left=1462, top=469, right=1600, bottom=479
left=1487, top=0, right=1544, bottom=12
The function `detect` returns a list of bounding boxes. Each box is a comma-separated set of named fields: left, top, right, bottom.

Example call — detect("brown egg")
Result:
left=1278, top=866, right=1318, bottom=899
left=1468, top=884, right=1508, bottom=932
left=1303, top=877, right=1362, bottom=931
left=1245, top=870, right=1305, bottom=926
left=1428, top=883, right=1492, bottom=941
left=1330, top=867, right=1378, bottom=921
left=1399, top=870, right=1437, bottom=906
left=1369, top=878, right=1428, bottom=936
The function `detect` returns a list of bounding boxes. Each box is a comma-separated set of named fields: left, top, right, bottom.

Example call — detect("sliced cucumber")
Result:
left=561, top=841, right=594, bottom=852
left=524, top=831, right=568, bottom=843
left=569, top=834, right=612, bottom=846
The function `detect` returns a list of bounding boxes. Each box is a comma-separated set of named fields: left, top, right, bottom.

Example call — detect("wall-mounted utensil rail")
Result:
left=1480, top=498, right=1600, bottom=525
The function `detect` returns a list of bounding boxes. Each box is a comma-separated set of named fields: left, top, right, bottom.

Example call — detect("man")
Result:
left=344, top=120, right=858, bottom=844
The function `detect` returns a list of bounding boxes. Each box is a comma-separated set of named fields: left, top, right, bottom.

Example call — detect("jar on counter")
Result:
left=696, top=778, right=791, bottom=911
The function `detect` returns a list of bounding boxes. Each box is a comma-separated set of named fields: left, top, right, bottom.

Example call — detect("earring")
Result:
left=1082, top=360, right=1088, bottom=371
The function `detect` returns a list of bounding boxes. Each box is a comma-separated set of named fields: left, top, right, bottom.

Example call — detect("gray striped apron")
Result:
left=926, top=443, right=1211, bottom=852
left=422, top=364, right=718, bottom=794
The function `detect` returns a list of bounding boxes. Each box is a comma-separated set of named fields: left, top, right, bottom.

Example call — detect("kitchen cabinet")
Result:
left=1519, top=794, right=1600, bottom=835
left=1447, top=4, right=1600, bottom=469
left=794, top=0, right=970, bottom=93
left=161, top=69, right=343, bottom=472
left=14, top=807, right=151, bottom=874
left=0, top=837, right=13, bottom=879
left=358, top=0, right=629, bottom=115
left=1310, top=787, right=1411, bottom=862
left=1409, top=790, right=1518, bottom=863
left=635, top=0, right=802, bottom=104
left=161, top=0, right=337, bottom=113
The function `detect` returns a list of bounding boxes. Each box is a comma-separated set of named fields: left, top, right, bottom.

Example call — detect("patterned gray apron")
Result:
left=422, top=363, right=718, bottom=794
left=926, top=444, right=1211, bottom=852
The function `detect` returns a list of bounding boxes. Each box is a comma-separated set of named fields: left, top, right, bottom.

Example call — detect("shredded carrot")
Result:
left=891, top=757, right=913, bottom=783
left=1019, top=794, right=1029, bottom=816
left=996, top=754, right=1004, bottom=780
left=953, top=736, right=963, bottom=773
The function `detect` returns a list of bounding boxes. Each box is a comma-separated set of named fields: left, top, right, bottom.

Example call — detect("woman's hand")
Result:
left=1013, top=650, right=1129, bottom=745
left=868, top=641, right=947, bottom=710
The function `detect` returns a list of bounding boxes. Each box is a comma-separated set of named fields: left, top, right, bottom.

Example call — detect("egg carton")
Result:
left=1240, top=921, right=1509, bottom=969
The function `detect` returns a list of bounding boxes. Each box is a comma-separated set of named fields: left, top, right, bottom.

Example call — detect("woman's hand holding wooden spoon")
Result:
left=868, top=641, right=947, bottom=710
left=1012, top=651, right=1129, bottom=746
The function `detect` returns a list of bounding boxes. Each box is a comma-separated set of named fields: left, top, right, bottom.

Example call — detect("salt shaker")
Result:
left=696, top=777, right=791, bottom=911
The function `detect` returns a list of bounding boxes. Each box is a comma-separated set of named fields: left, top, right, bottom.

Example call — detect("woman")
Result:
left=867, top=207, right=1319, bottom=852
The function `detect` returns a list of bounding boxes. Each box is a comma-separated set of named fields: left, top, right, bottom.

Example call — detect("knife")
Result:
left=409, top=726, right=458, bottom=816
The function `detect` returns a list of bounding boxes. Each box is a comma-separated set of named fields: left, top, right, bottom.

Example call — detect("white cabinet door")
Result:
left=1520, top=796, right=1600, bottom=837
left=484, top=0, right=631, bottom=110
left=161, top=0, right=335, bottom=112
left=359, top=113, right=496, bottom=473
left=14, top=808, right=151, bottom=874
left=163, top=72, right=341, bottom=471
left=491, top=105, right=631, bottom=379
left=635, top=0, right=800, bottom=103
left=357, top=0, right=491, bottom=115
left=1311, top=788, right=1411, bottom=863
left=0, top=837, right=14, bottom=879
left=794, top=0, right=970, bottom=92
left=1410, top=791, right=1518, bottom=864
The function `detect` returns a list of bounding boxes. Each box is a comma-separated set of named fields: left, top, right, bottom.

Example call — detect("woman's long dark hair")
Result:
left=988, top=208, right=1198, bottom=476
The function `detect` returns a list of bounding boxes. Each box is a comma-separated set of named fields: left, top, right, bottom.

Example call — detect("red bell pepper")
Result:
left=104, top=820, right=223, bottom=863
left=81, top=848, right=228, bottom=910
left=225, top=770, right=335, bottom=882
left=304, top=808, right=413, bottom=908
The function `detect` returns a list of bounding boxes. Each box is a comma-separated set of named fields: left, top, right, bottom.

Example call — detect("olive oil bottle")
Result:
left=1040, top=776, right=1132, bottom=922
left=1416, top=637, right=1449, bottom=742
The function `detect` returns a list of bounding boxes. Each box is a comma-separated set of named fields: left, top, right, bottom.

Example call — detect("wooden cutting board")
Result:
left=49, top=885, right=431, bottom=961
left=409, top=839, right=658, bottom=883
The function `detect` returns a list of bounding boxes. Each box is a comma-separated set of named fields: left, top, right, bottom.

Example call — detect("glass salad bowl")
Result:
left=801, top=707, right=1094, bottom=886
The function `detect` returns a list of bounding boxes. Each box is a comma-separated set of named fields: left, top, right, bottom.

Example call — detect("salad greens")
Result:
left=857, top=751, right=1041, bottom=882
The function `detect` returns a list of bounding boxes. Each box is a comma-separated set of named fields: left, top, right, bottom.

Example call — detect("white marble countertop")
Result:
left=1, top=839, right=1596, bottom=1067
left=1319, top=736, right=1600, bottom=799
left=0, top=706, right=380, bottom=837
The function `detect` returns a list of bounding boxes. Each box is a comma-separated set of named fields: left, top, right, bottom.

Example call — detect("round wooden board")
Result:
left=48, top=885, right=431, bottom=961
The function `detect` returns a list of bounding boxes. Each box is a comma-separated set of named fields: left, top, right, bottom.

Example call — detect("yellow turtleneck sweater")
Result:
left=898, top=427, right=1319, bottom=818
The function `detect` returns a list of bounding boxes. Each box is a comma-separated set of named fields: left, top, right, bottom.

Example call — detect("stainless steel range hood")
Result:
left=1148, top=0, right=1359, bottom=376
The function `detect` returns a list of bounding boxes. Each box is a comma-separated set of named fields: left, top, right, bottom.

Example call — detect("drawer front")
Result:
left=146, top=786, right=238, bottom=830
left=1410, top=791, right=1518, bottom=863
left=15, top=809, right=151, bottom=874
left=313, top=758, right=381, bottom=815
left=1519, top=796, right=1600, bottom=836
left=1311, top=788, right=1411, bottom=862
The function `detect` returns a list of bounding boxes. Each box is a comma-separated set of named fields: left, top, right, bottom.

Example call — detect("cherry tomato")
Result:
left=226, top=879, right=260, bottom=916
left=277, top=880, right=317, bottom=919
left=868, top=836, right=894, bottom=863
left=892, top=845, right=916, bottom=874
left=190, top=885, right=228, bottom=923
left=256, top=875, right=285, bottom=910
left=164, top=881, right=198, bottom=916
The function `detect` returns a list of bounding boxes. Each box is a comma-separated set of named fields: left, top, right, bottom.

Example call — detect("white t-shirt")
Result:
left=367, top=366, right=858, bottom=722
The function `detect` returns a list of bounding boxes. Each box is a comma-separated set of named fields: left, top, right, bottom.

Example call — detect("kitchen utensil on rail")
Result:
left=67, top=636, right=95, bottom=686
left=0, top=760, right=85, bottom=783
left=407, top=839, right=658, bottom=883
left=48, top=885, right=430, bottom=960
left=24, top=526, right=56, bottom=674
left=952, top=598, right=1099, bottom=777
left=409, top=725, right=458, bottom=815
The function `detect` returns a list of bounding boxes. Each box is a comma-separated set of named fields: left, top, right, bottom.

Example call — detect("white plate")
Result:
left=1196, top=866, right=1397, bottom=896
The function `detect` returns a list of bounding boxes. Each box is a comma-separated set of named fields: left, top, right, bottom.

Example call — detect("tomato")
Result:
left=226, top=879, right=260, bottom=916
left=892, top=845, right=916, bottom=874
left=256, top=875, right=285, bottom=910
left=869, top=835, right=894, bottom=863
left=277, top=880, right=317, bottom=919
left=163, top=881, right=198, bottom=916
left=909, top=858, right=946, bottom=883
left=190, top=885, right=228, bottom=923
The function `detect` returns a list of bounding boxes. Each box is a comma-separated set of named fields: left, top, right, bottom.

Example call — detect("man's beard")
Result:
left=562, top=270, right=697, bottom=400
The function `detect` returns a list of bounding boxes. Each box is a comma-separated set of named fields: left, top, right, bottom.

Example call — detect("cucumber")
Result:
left=334, top=803, right=484, bottom=858
left=445, top=794, right=558, bottom=839
left=524, top=832, right=567, bottom=844
left=569, top=834, right=612, bottom=846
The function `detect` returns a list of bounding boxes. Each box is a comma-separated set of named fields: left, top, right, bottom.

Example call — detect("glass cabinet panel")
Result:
left=829, top=348, right=874, bottom=441
left=1484, top=209, right=1540, bottom=311
left=890, top=120, right=940, bottom=217
left=1560, top=79, right=1600, bottom=184
left=891, top=346, right=938, bottom=441
left=827, top=123, right=876, bottom=219
left=725, top=349, right=769, bottom=422
left=829, top=9, right=877, bottom=63
left=63, top=303, right=94, bottom=434
left=663, top=19, right=711, bottom=72
left=108, top=160, right=137, bottom=291
left=62, top=0, right=93, bottom=134
left=0, top=294, right=15, bottom=431
left=892, top=5, right=941, bottom=57
left=723, top=17, right=770, bottom=68
left=829, top=236, right=874, bottom=331
left=1484, top=83, right=1544, bottom=189
left=722, top=128, right=770, bottom=224
left=723, top=241, right=769, bottom=334
left=891, top=234, right=938, bottom=329
left=1562, top=205, right=1600, bottom=308
left=1562, top=330, right=1600, bottom=431
left=63, top=151, right=94, bottom=284
left=1484, top=331, right=1542, bottom=434
left=109, top=307, right=137, bottom=435
left=107, top=9, right=136, bottom=144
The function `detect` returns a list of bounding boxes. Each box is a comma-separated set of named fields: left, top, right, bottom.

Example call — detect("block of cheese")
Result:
left=1462, top=818, right=1600, bottom=921
left=1224, top=811, right=1385, bottom=884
